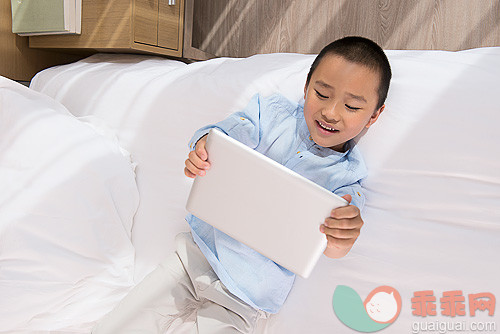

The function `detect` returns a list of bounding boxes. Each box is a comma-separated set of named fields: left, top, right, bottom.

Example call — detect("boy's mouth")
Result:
left=316, top=120, right=338, bottom=134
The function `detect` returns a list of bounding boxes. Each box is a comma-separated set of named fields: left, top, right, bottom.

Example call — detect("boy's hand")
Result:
left=184, top=134, right=211, bottom=178
left=320, top=194, right=364, bottom=259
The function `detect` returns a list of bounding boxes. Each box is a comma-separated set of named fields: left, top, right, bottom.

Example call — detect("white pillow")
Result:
left=0, top=76, right=139, bottom=332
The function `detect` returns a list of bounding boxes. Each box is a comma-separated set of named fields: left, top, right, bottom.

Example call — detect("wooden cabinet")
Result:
left=29, top=0, right=186, bottom=58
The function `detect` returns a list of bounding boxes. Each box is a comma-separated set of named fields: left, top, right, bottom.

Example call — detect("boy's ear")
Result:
left=365, top=105, right=385, bottom=129
left=304, top=82, right=308, bottom=99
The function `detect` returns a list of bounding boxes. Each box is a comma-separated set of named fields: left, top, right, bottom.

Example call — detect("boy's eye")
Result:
left=345, top=104, right=361, bottom=111
left=315, top=89, right=328, bottom=99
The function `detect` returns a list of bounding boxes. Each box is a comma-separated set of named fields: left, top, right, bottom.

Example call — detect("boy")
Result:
left=93, top=36, right=391, bottom=334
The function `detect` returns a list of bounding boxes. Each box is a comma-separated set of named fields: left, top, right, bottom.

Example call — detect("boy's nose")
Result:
left=321, top=103, right=341, bottom=123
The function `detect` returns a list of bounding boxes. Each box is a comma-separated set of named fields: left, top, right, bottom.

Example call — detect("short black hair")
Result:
left=306, top=36, right=392, bottom=110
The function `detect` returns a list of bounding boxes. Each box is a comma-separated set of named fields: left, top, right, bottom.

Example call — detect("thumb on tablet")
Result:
left=196, top=136, right=208, bottom=161
left=341, top=194, right=352, bottom=204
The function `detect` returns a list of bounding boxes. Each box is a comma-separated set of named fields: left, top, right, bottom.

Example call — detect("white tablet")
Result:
left=185, top=129, right=348, bottom=278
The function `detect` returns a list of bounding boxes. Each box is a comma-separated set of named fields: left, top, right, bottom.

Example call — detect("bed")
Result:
left=1, top=47, right=499, bottom=333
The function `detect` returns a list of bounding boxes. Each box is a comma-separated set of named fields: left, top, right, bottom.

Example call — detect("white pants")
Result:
left=92, top=232, right=270, bottom=334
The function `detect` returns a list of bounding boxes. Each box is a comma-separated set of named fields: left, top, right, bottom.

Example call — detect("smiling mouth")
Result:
left=316, top=120, right=338, bottom=133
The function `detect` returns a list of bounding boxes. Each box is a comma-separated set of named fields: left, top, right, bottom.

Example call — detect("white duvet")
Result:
left=0, top=77, right=139, bottom=333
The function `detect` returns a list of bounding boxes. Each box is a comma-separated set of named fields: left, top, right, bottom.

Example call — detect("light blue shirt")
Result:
left=186, top=93, right=367, bottom=313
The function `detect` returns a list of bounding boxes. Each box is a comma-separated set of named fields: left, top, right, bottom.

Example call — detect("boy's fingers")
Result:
left=185, top=159, right=206, bottom=176
left=184, top=167, right=196, bottom=178
left=320, top=225, right=360, bottom=239
left=188, top=150, right=210, bottom=170
left=324, top=235, right=355, bottom=249
left=331, top=204, right=359, bottom=219
left=324, top=217, right=363, bottom=229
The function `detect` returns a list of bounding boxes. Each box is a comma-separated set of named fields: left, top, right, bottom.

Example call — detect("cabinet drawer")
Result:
left=134, top=0, right=158, bottom=46
left=134, top=0, right=182, bottom=51
left=158, top=0, right=181, bottom=50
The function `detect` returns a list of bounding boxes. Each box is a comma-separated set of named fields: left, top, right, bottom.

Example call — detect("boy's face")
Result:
left=303, top=55, right=384, bottom=151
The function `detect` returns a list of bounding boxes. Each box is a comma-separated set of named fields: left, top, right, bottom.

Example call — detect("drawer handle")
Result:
left=168, top=0, right=176, bottom=5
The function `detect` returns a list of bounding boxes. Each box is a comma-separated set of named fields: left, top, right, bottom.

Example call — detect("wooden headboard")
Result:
left=2, top=0, right=499, bottom=81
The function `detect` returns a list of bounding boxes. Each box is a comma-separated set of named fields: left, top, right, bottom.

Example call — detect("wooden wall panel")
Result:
left=30, top=0, right=133, bottom=49
left=0, top=1, right=82, bottom=81
left=2, top=0, right=499, bottom=81
left=193, top=0, right=500, bottom=57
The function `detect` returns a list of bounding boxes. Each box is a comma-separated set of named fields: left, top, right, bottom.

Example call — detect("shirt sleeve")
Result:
left=188, top=94, right=263, bottom=152
left=333, top=182, right=366, bottom=211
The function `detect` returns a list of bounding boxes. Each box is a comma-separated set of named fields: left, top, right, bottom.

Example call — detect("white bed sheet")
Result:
left=30, top=48, right=500, bottom=333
